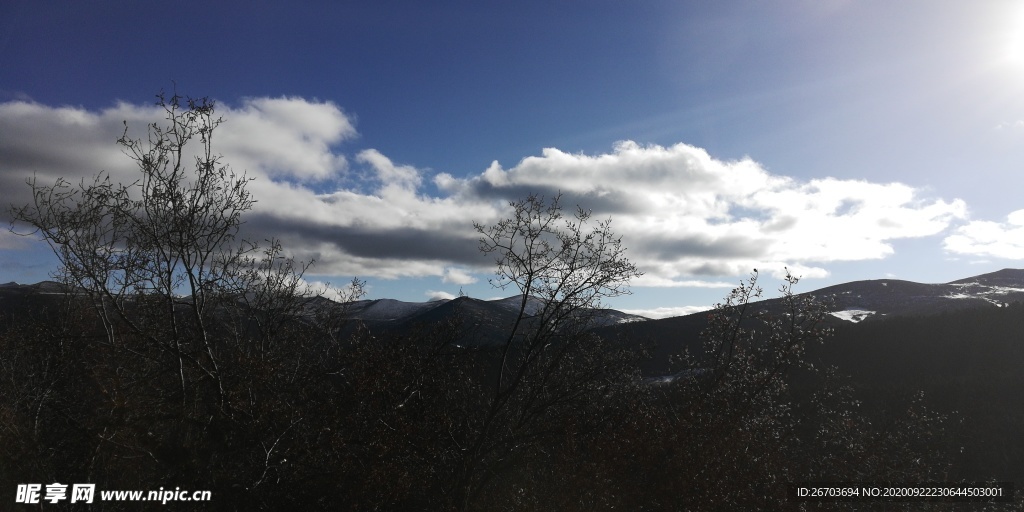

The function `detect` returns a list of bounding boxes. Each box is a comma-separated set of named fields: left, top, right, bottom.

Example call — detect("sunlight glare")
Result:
left=1000, top=5, right=1024, bottom=68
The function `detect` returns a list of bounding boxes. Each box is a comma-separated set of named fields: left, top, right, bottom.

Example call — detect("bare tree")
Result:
left=11, top=92, right=257, bottom=411
left=475, top=192, right=641, bottom=394
left=457, top=192, right=642, bottom=508
left=6, top=91, right=367, bottom=509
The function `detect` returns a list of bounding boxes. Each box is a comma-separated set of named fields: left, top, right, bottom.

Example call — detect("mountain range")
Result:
left=5, top=268, right=1024, bottom=336
left=343, top=267, right=1024, bottom=329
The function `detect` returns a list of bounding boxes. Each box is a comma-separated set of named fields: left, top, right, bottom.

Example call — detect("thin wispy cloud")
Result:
left=995, top=120, right=1024, bottom=130
left=1, top=98, right=971, bottom=288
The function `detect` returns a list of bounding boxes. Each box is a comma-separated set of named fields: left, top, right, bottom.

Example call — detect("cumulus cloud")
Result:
left=943, top=209, right=1024, bottom=259
left=0, top=96, right=356, bottom=214
left=216, top=97, right=355, bottom=182
left=1, top=98, right=970, bottom=289
left=357, top=149, right=421, bottom=191
left=442, top=267, right=478, bottom=285
left=443, top=142, right=966, bottom=281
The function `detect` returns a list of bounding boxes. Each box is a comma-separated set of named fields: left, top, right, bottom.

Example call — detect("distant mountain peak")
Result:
left=787, top=269, right=1024, bottom=323
left=948, top=268, right=1024, bottom=287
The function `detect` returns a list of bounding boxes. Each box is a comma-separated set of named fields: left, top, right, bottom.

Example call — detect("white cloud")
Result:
left=458, top=143, right=965, bottom=281
left=0, top=96, right=356, bottom=213
left=426, top=290, right=456, bottom=301
left=216, top=97, right=354, bottom=182
left=631, top=275, right=735, bottom=288
left=1, top=99, right=970, bottom=289
left=620, top=305, right=712, bottom=320
left=357, top=149, right=421, bottom=190
left=769, top=264, right=830, bottom=280
left=442, top=267, right=478, bottom=285
left=944, top=209, right=1024, bottom=259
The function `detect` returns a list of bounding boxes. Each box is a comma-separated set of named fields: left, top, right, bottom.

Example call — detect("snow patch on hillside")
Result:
left=944, top=284, right=1024, bottom=304
left=987, top=286, right=1024, bottom=295
left=616, top=315, right=648, bottom=324
left=830, top=309, right=876, bottom=323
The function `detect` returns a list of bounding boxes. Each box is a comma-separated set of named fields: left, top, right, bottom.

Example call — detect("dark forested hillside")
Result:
left=592, top=272, right=1024, bottom=496
left=807, top=302, right=1024, bottom=483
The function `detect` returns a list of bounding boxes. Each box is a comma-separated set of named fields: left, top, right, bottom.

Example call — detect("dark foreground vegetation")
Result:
left=810, top=304, right=1024, bottom=486
left=1, top=94, right=1018, bottom=510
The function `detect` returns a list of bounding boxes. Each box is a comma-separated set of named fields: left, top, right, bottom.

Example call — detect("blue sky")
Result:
left=4, top=1, right=1024, bottom=317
